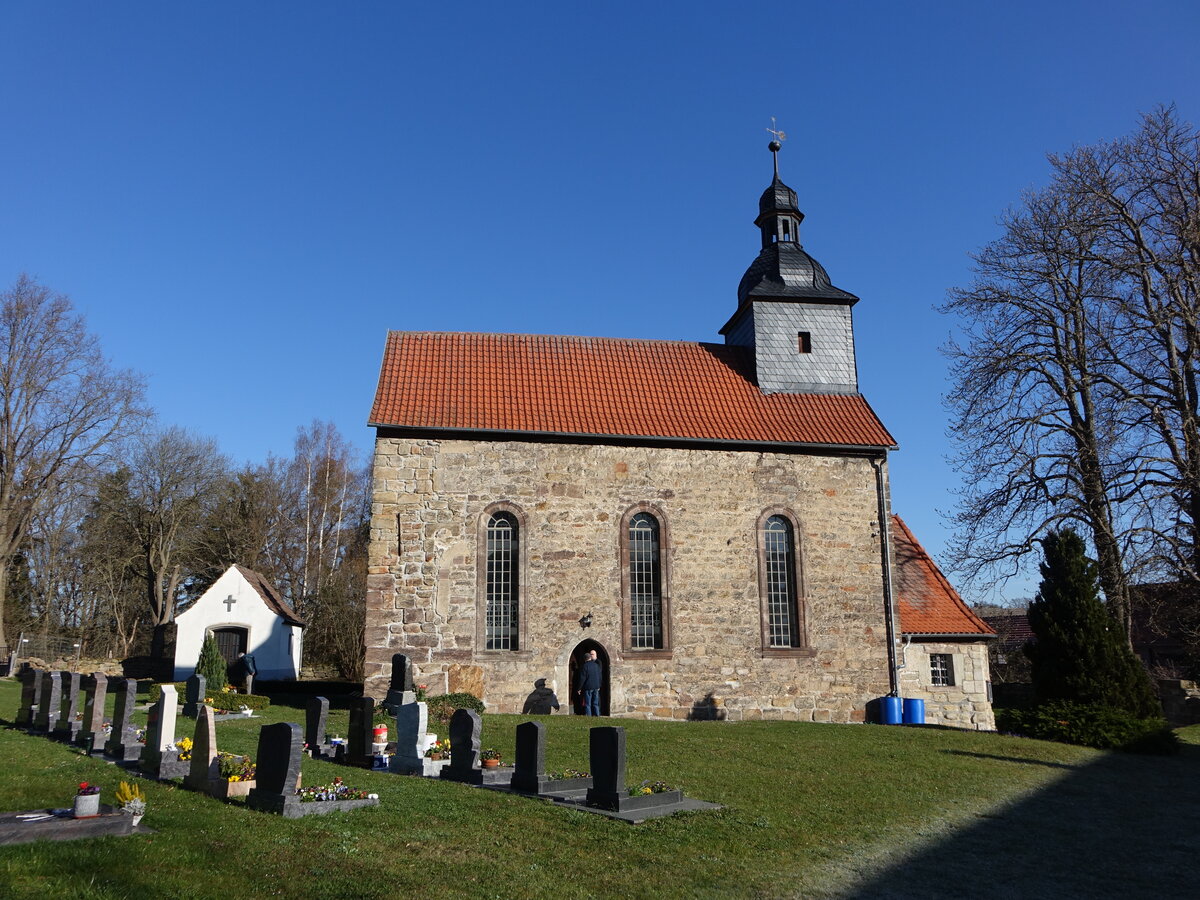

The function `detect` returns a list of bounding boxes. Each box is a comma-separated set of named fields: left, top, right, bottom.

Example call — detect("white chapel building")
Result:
left=173, top=564, right=305, bottom=682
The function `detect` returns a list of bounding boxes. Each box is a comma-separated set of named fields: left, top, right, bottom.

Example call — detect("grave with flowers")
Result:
left=247, top=723, right=378, bottom=818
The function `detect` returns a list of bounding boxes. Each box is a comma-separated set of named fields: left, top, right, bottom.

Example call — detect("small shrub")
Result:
left=997, top=701, right=1178, bottom=754
left=426, top=692, right=486, bottom=726
left=196, top=636, right=229, bottom=694
left=145, top=682, right=186, bottom=704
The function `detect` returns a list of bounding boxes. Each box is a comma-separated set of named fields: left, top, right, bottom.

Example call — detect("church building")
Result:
left=363, top=142, right=991, bottom=726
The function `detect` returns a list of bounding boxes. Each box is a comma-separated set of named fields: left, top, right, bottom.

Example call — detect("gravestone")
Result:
left=585, top=726, right=626, bottom=809
left=389, top=701, right=444, bottom=776
left=78, top=673, right=109, bottom=752
left=53, top=671, right=83, bottom=742
left=510, top=720, right=549, bottom=793
left=16, top=667, right=41, bottom=728
left=182, top=673, right=207, bottom=718
left=104, top=679, right=144, bottom=762
left=247, top=722, right=378, bottom=818
left=383, top=653, right=416, bottom=712
left=141, top=685, right=188, bottom=779
left=584, top=725, right=685, bottom=814
left=33, top=670, right=62, bottom=733
left=440, top=708, right=508, bottom=785
left=185, top=705, right=219, bottom=792
left=305, top=696, right=333, bottom=760
left=346, top=697, right=376, bottom=768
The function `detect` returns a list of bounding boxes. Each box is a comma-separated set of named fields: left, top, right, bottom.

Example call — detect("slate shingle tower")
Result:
left=721, top=141, right=860, bottom=395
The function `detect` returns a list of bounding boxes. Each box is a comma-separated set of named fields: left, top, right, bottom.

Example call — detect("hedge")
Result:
left=996, top=700, right=1178, bottom=754
left=145, top=681, right=270, bottom=711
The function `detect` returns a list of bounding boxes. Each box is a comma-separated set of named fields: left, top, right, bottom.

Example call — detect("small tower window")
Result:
left=797, top=332, right=812, bottom=354
left=782, top=219, right=791, bottom=241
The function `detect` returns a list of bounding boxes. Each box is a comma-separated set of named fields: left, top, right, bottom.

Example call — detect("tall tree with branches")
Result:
left=0, top=276, right=149, bottom=652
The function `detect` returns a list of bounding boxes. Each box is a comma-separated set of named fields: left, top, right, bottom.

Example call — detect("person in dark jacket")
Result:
left=575, top=649, right=602, bottom=716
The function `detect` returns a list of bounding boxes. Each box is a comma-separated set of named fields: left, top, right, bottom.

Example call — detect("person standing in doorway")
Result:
left=576, top=649, right=602, bottom=716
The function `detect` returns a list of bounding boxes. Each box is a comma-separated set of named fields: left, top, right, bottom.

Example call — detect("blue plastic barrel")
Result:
left=903, top=698, right=926, bottom=725
left=880, top=696, right=902, bottom=725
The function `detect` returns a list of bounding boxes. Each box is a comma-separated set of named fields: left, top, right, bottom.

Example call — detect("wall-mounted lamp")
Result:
left=579, top=613, right=593, bottom=628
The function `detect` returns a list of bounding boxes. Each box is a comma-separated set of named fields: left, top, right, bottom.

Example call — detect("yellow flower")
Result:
left=229, top=775, right=241, bottom=782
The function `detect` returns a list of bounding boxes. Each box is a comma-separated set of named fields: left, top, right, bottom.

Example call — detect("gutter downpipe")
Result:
left=872, top=455, right=900, bottom=697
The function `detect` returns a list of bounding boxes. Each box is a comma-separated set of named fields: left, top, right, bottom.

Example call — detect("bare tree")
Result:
left=943, top=107, right=1200, bottom=644
left=96, top=428, right=228, bottom=658
left=0, top=276, right=149, bottom=651
left=942, top=184, right=1142, bottom=635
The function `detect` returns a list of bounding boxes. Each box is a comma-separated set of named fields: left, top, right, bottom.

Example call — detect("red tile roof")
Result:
left=234, top=564, right=305, bottom=627
left=369, top=332, right=895, bottom=448
left=891, top=516, right=993, bottom=637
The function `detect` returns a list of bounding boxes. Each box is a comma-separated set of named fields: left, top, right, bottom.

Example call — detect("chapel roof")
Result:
left=369, top=331, right=896, bottom=449
left=234, top=564, right=305, bottom=627
left=892, top=515, right=993, bottom=638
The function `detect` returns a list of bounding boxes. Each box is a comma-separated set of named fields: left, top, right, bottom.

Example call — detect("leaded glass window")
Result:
left=629, top=512, right=663, bottom=649
left=930, top=653, right=954, bottom=687
left=485, top=512, right=519, bottom=650
left=764, top=515, right=799, bottom=648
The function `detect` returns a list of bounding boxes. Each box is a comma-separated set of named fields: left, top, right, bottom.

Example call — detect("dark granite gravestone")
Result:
left=33, top=671, right=62, bottom=733
left=440, top=708, right=508, bottom=786
left=346, top=697, right=376, bottom=768
left=585, top=726, right=626, bottom=809
left=246, top=722, right=379, bottom=818
left=305, top=696, right=333, bottom=759
left=16, top=667, right=41, bottom=728
left=104, top=679, right=144, bottom=762
left=182, top=673, right=207, bottom=718
left=583, top=726, right=686, bottom=815
left=78, top=673, right=109, bottom=752
left=53, top=671, right=83, bottom=742
left=510, top=720, right=549, bottom=794
left=383, top=653, right=417, bottom=711
left=185, top=706, right=219, bottom=792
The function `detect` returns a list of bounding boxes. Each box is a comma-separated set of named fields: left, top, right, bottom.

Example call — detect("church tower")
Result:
left=720, top=138, right=860, bottom=395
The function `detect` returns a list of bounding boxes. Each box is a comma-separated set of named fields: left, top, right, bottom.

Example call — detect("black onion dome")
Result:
left=758, top=175, right=800, bottom=218
left=737, top=243, right=859, bottom=305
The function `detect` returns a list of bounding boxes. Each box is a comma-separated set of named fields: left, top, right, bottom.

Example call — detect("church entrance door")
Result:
left=568, top=639, right=610, bottom=716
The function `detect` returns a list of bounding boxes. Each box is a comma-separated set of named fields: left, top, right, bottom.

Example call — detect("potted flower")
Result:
left=424, top=738, right=451, bottom=760
left=213, top=751, right=258, bottom=799
left=74, top=781, right=101, bottom=819
left=480, top=747, right=501, bottom=768
left=115, top=781, right=146, bottom=826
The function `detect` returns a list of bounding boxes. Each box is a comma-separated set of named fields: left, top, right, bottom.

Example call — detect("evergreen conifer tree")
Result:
left=196, top=634, right=228, bottom=693
left=1026, top=529, right=1159, bottom=718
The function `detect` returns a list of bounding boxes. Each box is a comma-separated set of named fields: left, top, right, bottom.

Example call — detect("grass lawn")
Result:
left=1, top=677, right=1197, bottom=899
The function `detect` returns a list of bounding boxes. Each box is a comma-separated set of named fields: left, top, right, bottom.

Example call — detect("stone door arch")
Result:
left=568, top=639, right=610, bottom=716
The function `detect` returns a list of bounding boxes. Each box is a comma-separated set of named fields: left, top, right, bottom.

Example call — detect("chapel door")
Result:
left=211, top=627, right=248, bottom=666
left=568, top=639, right=610, bottom=716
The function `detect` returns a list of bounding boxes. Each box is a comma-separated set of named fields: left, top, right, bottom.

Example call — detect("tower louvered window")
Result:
left=628, top=512, right=663, bottom=649
left=485, top=512, right=519, bottom=650
left=763, top=515, right=799, bottom=648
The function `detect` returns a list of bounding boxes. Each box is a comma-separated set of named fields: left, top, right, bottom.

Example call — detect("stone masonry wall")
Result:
left=898, top=640, right=995, bottom=730
left=365, top=436, right=894, bottom=723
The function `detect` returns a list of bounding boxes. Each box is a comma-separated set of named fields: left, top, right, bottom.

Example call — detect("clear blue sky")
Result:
left=2, top=2, right=1197, bottom=602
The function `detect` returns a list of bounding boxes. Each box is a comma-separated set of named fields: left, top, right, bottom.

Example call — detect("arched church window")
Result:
left=485, top=511, right=519, bottom=650
left=628, top=512, right=663, bottom=649
left=757, top=509, right=808, bottom=653
left=620, top=504, right=672, bottom=655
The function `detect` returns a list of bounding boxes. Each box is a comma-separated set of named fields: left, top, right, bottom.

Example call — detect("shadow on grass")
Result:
left=941, top=749, right=1082, bottom=770
left=842, top=743, right=1200, bottom=899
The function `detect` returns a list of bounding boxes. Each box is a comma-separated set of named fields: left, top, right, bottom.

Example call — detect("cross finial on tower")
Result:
left=766, top=117, right=786, bottom=178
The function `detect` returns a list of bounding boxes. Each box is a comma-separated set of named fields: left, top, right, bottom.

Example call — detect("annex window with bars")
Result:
left=762, top=515, right=801, bottom=648
left=485, top=511, right=520, bottom=650
left=628, top=512, right=664, bottom=649
left=930, top=653, right=955, bottom=687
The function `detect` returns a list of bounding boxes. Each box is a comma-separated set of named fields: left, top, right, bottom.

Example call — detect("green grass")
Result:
left=1, top=677, right=1197, bottom=899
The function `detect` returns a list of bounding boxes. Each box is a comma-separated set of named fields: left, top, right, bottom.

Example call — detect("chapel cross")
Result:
left=223, top=595, right=237, bottom=613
